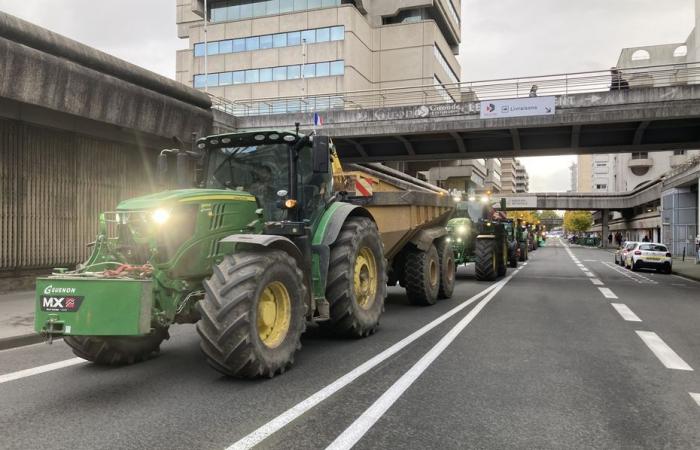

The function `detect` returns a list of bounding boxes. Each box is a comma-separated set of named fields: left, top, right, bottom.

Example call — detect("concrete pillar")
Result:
left=601, top=209, right=609, bottom=248
left=697, top=177, right=700, bottom=263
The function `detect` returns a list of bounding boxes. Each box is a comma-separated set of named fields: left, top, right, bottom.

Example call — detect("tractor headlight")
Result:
left=152, top=208, right=171, bottom=225
left=446, top=237, right=451, bottom=243
left=457, top=238, right=462, bottom=243
left=457, top=225, right=467, bottom=235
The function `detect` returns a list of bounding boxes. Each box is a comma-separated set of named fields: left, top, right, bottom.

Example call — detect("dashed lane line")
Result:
left=636, top=331, right=693, bottom=371
left=610, top=303, right=642, bottom=322
left=583, top=271, right=595, bottom=278
left=598, top=287, right=618, bottom=299
left=0, top=358, right=84, bottom=384
left=590, top=278, right=604, bottom=286
left=325, top=271, right=517, bottom=450
left=226, top=277, right=513, bottom=450
left=690, top=393, right=700, bottom=407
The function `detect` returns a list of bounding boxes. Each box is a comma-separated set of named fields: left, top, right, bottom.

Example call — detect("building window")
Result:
left=433, top=45, right=459, bottom=84
left=631, top=152, right=648, bottom=160
left=193, top=26, right=345, bottom=57
left=433, top=76, right=455, bottom=103
left=209, top=0, right=341, bottom=23
left=445, top=0, right=460, bottom=25
left=595, top=184, right=607, bottom=190
left=194, top=60, right=345, bottom=88
left=673, top=150, right=686, bottom=155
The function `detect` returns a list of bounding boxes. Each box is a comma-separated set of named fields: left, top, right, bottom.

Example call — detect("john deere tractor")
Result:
left=447, top=198, right=518, bottom=281
left=35, top=130, right=388, bottom=378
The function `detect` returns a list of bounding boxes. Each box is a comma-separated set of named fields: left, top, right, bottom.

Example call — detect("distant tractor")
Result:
left=34, top=129, right=454, bottom=378
left=447, top=198, right=518, bottom=281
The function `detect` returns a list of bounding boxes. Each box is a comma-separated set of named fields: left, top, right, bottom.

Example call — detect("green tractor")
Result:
left=35, top=130, right=389, bottom=378
left=446, top=199, right=518, bottom=281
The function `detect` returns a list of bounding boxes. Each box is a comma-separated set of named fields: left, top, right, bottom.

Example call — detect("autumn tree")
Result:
left=563, top=211, right=593, bottom=234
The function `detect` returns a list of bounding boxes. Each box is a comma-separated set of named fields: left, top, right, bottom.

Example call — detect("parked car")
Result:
left=614, top=241, right=638, bottom=265
left=624, top=242, right=673, bottom=273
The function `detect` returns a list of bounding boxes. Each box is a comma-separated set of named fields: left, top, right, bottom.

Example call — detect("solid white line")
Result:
left=690, top=393, right=700, bottom=407
left=636, top=331, right=693, bottom=371
left=0, top=358, right=84, bottom=384
left=672, top=274, right=699, bottom=284
left=610, top=303, right=642, bottom=322
left=598, top=287, right=618, bottom=298
left=325, top=273, right=515, bottom=450
left=226, top=277, right=513, bottom=450
left=590, top=278, right=604, bottom=286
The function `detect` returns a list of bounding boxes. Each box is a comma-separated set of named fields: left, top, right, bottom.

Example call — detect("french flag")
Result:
left=313, top=112, right=324, bottom=127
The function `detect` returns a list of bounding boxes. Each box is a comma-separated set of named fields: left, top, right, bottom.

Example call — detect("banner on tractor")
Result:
left=480, top=96, right=555, bottom=119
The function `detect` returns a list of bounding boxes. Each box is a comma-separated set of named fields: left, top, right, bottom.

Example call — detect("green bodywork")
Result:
left=35, top=130, right=359, bottom=338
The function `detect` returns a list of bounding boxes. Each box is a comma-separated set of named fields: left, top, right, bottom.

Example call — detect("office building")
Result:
left=514, top=159, right=529, bottom=193
left=500, top=158, right=517, bottom=193
left=175, top=0, right=462, bottom=113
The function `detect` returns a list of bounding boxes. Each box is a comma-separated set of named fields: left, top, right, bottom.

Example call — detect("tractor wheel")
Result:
left=436, top=239, right=456, bottom=299
left=64, top=327, right=169, bottom=366
left=197, top=250, right=306, bottom=378
left=508, top=243, right=519, bottom=268
left=323, top=216, right=387, bottom=337
left=519, top=242, right=529, bottom=262
left=475, top=238, right=498, bottom=281
left=405, top=244, right=440, bottom=306
left=497, top=238, right=508, bottom=277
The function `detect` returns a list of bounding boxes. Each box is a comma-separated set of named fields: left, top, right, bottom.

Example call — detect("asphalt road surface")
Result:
left=2, top=240, right=699, bottom=449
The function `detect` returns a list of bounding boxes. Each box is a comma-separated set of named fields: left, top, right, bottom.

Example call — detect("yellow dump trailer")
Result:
left=335, top=163, right=456, bottom=305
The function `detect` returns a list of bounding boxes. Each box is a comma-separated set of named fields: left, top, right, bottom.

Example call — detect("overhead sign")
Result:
left=504, top=197, right=538, bottom=208
left=480, top=96, right=556, bottom=119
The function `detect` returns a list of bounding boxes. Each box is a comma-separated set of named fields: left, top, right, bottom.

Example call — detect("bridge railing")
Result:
left=209, top=62, right=700, bottom=117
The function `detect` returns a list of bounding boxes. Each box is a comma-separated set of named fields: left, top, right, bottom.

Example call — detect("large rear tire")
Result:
left=64, top=327, right=169, bottom=365
left=405, top=244, right=440, bottom=306
left=497, top=237, right=508, bottom=277
left=197, top=250, right=306, bottom=378
left=508, top=242, right=519, bottom=268
left=519, top=242, right=529, bottom=261
left=323, top=216, right=387, bottom=337
left=436, top=239, right=455, bottom=299
left=475, top=238, right=498, bottom=281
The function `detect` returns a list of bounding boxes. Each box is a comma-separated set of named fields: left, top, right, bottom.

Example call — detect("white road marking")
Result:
left=636, top=331, right=693, bottom=371
left=690, top=393, right=700, bottom=407
left=0, top=358, right=84, bottom=384
left=522, top=262, right=528, bottom=266
left=610, top=303, right=642, bottom=322
left=601, top=261, right=658, bottom=285
left=583, top=259, right=597, bottom=262
left=598, top=287, right=618, bottom=299
left=590, top=278, right=604, bottom=285
left=325, top=272, right=515, bottom=450
left=583, top=271, right=595, bottom=278
left=672, top=274, right=699, bottom=284
left=226, top=277, right=514, bottom=450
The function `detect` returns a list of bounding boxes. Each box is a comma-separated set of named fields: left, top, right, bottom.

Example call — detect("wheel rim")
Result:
left=354, top=247, right=378, bottom=310
left=257, top=281, right=291, bottom=349
left=429, top=259, right=439, bottom=287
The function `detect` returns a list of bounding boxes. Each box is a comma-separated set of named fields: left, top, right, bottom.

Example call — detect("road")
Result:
left=2, top=240, right=699, bottom=449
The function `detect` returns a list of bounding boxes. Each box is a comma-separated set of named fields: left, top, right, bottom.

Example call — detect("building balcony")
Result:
left=670, top=154, right=689, bottom=167
left=628, top=157, right=653, bottom=176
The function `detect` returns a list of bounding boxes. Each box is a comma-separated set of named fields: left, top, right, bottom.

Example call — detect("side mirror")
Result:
left=312, top=135, right=330, bottom=173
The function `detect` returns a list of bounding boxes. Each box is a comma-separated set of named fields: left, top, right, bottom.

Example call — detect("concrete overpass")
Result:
left=219, top=65, right=700, bottom=163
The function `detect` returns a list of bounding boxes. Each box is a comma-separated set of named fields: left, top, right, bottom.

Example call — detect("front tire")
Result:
left=64, top=327, right=169, bottom=366
left=197, top=250, right=306, bottom=378
left=519, top=242, right=528, bottom=262
left=405, top=245, right=440, bottom=306
left=497, top=238, right=508, bottom=277
left=323, top=216, right=387, bottom=337
left=475, top=238, right=498, bottom=281
left=436, top=239, right=455, bottom=299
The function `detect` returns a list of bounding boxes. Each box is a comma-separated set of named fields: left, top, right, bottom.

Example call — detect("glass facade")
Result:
left=210, top=0, right=342, bottom=22
left=194, top=26, right=344, bottom=57
left=194, top=60, right=345, bottom=88
left=434, top=45, right=459, bottom=84
left=214, top=94, right=345, bottom=116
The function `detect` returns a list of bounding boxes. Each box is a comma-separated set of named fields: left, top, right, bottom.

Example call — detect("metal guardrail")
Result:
left=209, top=62, right=700, bottom=117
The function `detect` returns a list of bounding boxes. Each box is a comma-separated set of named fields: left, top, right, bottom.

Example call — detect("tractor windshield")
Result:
left=206, top=144, right=290, bottom=219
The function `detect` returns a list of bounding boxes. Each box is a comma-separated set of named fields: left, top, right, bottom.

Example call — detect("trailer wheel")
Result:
left=405, top=245, right=440, bottom=306
left=519, top=242, right=529, bottom=261
left=197, top=250, right=306, bottom=378
left=475, top=238, right=498, bottom=281
left=323, top=216, right=387, bottom=338
left=436, top=239, right=455, bottom=299
left=64, top=327, right=169, bottom=366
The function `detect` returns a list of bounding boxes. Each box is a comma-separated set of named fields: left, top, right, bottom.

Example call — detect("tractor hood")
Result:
left=116, top=189, right=256, bottom=211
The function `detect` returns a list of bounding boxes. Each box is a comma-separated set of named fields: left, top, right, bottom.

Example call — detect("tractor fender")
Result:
left=311, top=202, right=374, bottom=300
left=410, top=227, right=448, bottom=252
left=219, top=234, right=304, bottom=270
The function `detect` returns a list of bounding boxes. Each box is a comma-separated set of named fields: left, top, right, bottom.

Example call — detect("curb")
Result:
left=0, top=333, right=60, bottom=351
left=672, top=271, right=700, bottom=283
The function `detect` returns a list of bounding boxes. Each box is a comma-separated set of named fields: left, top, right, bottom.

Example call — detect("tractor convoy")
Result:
left=34, top=128, right=533, bottom=378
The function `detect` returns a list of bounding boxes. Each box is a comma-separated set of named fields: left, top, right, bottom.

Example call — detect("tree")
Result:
left=506, top=210, right=540, bottom=226
left=563, top=211, right=593, bottom=234
left=538, top=210, right=560, bottom=221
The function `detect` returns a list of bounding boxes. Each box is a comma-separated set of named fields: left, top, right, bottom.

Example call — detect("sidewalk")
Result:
left=672, top=257, right=700, bottom=282
left=0, top=290, right=43, bottom=350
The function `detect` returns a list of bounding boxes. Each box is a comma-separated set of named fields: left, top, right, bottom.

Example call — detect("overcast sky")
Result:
left=0, top=0, right=695, bottom=191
